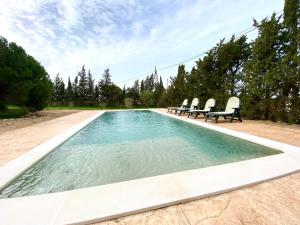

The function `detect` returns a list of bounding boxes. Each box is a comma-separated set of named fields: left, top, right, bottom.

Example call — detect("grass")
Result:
left=0, top=106, right=28, bottom=119
left=45, top=105, right=155, bottom=110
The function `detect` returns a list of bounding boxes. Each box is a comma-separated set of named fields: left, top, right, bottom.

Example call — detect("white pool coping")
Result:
left=0, top=109, right=300, bottom=225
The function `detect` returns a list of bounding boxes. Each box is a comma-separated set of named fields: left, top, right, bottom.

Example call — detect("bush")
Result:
left=139, top=90, right=155, bottom=107
left=0, top=107, right=28, bottom=119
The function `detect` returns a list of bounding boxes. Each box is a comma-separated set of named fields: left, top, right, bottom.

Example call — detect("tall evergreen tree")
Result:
left=72, top=76, right=79, bottom=103
left=94, top=84, right=99, bottom=102
left=280, top=0, right=300, bottom=122
left=243, top=14, right=283, bottom=120
left=66, top=76, right=73, bottom=101
left=77, top=65, right=88, bottom=104
left=98, top=68, right=116, bottom=105
left=52, top=73, right=65, bottom=104
left=140, top=80, right=145, bottom=92
left=171, top=64, right=187, bottom=105
left=87, top=70, right=95, bottom=102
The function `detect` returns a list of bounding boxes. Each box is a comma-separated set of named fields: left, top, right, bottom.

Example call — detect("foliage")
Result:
left=0, top=36, right=52, bottom=112
left=0, top=106, right=28, bottom=118
left=162, top=0, right=299, bottom=123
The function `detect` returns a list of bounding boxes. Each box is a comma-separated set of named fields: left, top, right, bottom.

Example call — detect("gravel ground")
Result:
left=0, top=110, right=79, bottom=134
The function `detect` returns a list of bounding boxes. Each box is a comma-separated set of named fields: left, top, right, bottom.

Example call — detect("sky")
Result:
left=0, top=0, right=284, bottom=87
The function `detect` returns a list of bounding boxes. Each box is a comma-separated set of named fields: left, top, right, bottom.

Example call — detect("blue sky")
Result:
left=0, top=0, right=283, bottom=87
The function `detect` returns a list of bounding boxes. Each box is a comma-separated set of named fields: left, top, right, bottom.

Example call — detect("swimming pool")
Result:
left=0, top=110, right=281, bottom=198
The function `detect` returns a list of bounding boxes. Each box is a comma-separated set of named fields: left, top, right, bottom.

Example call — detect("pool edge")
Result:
left=0, top=109, right=300, bottom=225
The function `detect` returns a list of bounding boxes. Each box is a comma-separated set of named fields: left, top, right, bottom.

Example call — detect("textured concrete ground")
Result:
left=0, top=109, right=299, bottom=225
left=0, top=110, right=98, bottom=166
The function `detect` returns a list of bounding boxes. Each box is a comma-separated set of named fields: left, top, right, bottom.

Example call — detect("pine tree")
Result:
left=140, top=80, right=145, bottom=92
left=94, top=84, right=99, bottom=102
left=66, top=76, right=73, bottom=101
left=98, top=68, right=113, bottom=104
left=87, top=70, right=94, bottom=102
left=72, top=76, right=79, bottom=103
left=52, top=73, right=65, bottom=104
left=77, top=65, right=88, bottom=104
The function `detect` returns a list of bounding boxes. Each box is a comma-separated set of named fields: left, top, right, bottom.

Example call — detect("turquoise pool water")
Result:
left=0, top=110, right=281, bottom=198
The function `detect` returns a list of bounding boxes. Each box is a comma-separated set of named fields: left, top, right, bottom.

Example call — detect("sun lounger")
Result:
left=206, top=97, right=242, bottom=123
left=188, top=98, right=216, bottom=119
left=176, top=98, right=199, bottom=115
left=167, top=99, right=188, bottom=113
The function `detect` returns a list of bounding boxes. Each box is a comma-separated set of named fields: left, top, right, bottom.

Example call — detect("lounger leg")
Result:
left=237, top=110, right=242, bottom=122
left=195, top=112, right=199, bottom=119
left=205, top=114, right=209, bottom=122
left=215, top=115, right=219, bottom=123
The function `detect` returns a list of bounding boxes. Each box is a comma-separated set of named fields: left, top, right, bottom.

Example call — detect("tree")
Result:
left=140, top=80, right=145, bottom=92
left=98, top=68, right=122, bottom=106
left=52, top=73, right=65, bottom=104
left=242, top=14, right=283, bottom=120
left=66, top=76, right=73, bottom=101
left=140, top=90, right=155, bottom=107
left=279, top=0, right=300, bottom=122
left=154, top=76, right=165, bottom=106
left=169, top=64, right=187, bottom=105
left=87, top=70, right=95, bottom=103
left=126, top=80, right=140, bottom=106
left=0, top=36, right=52, bottom=111
left=77, top=65, right=88, bottom=104
left=94, top=84, right=99, bottom=102
left=217, top=35, right=251, bottom=96
left=72, top=76, right=79, bottom=103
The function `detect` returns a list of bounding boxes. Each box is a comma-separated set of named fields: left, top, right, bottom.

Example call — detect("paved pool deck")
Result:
left=0, top=109, right=299, bottom=225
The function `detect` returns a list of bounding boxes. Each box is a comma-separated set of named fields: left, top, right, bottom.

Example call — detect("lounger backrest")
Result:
left=181, top=99, right=188, bottom=107
left=225, top=97, right=240, bottom=113
left=190, top=98, right=199, bottom=108
left=204, top=98, right=216, bottom=111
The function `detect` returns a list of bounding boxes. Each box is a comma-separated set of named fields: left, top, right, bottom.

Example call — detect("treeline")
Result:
left=0, top=37, right=52, bottom=111
left=51, top=67, right=165, bottom=107
left=164, top=0, right=299, bottom=123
